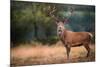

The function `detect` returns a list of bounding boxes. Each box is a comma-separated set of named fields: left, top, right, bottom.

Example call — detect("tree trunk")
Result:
left=34, top=22, right=38, bottom=39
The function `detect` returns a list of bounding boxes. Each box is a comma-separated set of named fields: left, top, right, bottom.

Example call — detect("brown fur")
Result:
left=48, top=9, right=93, bottom=59
left=57, top=22, right=93, bottom=59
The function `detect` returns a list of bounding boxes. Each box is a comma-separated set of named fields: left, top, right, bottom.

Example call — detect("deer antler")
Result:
left=68, top=6, right=74, bottom=16
left=47, top=6, right=60, bottom=22
left=63, top=7, right=74, bottom=24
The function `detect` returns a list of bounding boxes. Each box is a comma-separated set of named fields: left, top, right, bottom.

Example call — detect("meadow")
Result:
left=11, top=41, right=95, bottom=66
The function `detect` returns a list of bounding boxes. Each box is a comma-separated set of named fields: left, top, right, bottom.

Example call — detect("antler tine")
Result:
left=68, top=6, right=74, bottom=16
left=49, top=6, right=59, bottom=22
left=63, top=7, right=74, bottom=24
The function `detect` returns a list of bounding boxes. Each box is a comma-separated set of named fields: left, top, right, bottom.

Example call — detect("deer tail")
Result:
left=88, top=33, right=93, bottom=38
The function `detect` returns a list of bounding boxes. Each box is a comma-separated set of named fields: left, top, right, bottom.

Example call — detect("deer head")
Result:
left=47, top=6, right=73, bottom=37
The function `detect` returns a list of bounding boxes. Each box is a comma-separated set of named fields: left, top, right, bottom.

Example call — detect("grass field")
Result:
left=11, top=41, right=95, bottom=66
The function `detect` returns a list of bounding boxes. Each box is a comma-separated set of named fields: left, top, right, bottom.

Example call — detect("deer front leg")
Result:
left=65, top=44, right=71, bottom=60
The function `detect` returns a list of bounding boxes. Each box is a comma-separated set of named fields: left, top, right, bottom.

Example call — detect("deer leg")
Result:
left=84, top=44, right=90, bottom=57
left=65, top=45, right=71, bottom=60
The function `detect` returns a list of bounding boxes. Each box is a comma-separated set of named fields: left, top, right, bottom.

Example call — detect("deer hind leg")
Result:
left=84, top=44, right=90, bottom=57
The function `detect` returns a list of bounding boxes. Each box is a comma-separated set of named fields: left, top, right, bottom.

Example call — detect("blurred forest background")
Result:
left=11, top=1, right=95, bottom=47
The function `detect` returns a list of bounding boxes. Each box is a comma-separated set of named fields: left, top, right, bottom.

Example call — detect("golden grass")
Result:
left=11, top=41, right=95, bottom=66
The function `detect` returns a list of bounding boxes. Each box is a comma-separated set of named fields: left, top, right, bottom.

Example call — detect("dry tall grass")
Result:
left=11, top=41, right=95, bottom=66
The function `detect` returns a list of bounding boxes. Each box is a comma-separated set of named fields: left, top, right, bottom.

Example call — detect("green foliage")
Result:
left=11, top=1, right=95, bottom=46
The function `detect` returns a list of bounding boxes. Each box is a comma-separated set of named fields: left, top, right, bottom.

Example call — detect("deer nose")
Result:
left=58, top=29, right=62, bottom=32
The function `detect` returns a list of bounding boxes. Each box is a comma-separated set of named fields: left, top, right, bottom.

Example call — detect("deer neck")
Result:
left=58, top=28, right=71, bottom=41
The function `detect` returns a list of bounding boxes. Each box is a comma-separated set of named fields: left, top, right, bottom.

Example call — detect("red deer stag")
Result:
left=47, top=6, right=93, bottom=60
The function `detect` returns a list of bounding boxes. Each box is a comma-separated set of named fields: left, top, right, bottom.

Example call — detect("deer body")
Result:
left=47, top=6, right=93, bottom=60
left=57, top=22, right=93, bottom=59
left=59, top=30, right=92, bottom=47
